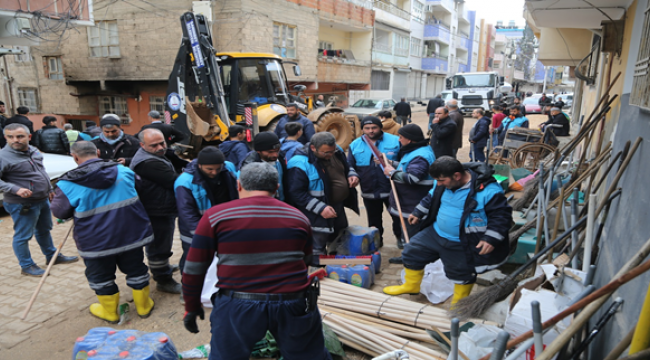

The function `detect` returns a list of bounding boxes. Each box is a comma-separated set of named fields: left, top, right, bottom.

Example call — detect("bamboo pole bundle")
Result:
left=320, top=309, right=447, bottom=360
left=319, top=278, right=452, bottom=331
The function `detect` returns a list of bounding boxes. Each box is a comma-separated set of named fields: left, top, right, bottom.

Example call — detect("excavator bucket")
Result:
left=185, top=97, right=212, bottom=137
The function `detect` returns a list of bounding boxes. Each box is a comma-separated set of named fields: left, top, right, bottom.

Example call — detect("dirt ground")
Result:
left=0, top=110, right=549, bottom=359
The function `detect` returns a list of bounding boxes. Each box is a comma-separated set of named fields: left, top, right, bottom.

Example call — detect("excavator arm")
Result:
left=165, top=12, right=232, bottom=155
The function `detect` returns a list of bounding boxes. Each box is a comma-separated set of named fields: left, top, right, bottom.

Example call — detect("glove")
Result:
left=183, top=308, right=205, bottom=333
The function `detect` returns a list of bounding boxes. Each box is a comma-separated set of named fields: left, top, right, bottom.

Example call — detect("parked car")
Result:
left=523, top=95, right=543, bottom=114
left=0, top=152, right=77, bottom=208
left=343, top=98, right=397, bottom=121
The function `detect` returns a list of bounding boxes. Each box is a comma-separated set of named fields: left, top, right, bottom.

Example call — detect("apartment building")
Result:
left=477, top=19, right=496, bottom=72
left=0, top=0, right=375, bottom=131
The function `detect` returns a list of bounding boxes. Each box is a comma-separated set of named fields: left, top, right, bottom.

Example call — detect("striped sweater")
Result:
left=182, top=196, right=313, bottom=312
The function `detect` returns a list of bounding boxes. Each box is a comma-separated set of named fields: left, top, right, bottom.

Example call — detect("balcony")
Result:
left=458, top=63, right=470, bottom=73
left=374, top=1, right=410, bottom=20
left=317, top=58, right=371, bottom=84
left=422, top=56, right=448, bottom=73
left=458, top=8, right=470, bottom=24
left=524, top=0, right=628, bottom=29
left=394, top=47, right=409, bottom=57
left=494, top=53, right=504, bottom=62
left=456, top=36, right=471, bottom=50
left=424, top=0, right=453, bottom=14
left=423, top=23, right=450, bottom=44
left=373, top=42, right=392, bottom=54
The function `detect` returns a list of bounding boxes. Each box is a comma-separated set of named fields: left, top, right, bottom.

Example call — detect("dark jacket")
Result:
left=275, top=114, right=316, bottom=145
left=347, top=133, right=400, bottom=200
left=470, top=116, right=491, bottom=148
left=219, top=140, right=250, bottom=170
left=449, top=110, right=464, bottom=149
left=388, top=143, right=435, bottom=218
left=280, top=139, right=302, bottom=161
left=83, top=125, right=102, bottom=138
left=393, top=101, right=412, bottom=117
left=174, top=160, right=238, bottom=244
left=429, top=116, right=457, bottom=158
left=140, top=122, right=186, bottom=146
left=92, top=132, right=140, bottom=166
left=0, top=145, right=52, bottom=204
left=6, top=114, right=34, bottom=134
left=51, top=159, right=153, bottom=259
left=538, top=96, right=552, bottom=106
left=240, top=150, right=290, bottom=203
left=0, top=114, right=6, bottom=147
left=287, top=144, right=359, bottom=233
left=541, top=113, right=570, bottom=137
left=129, top=148, right=178, bottom=216
left=32, top=125, right=70, bottom=155
left=426, top=97, right=445, bottom=115
left=412, top=163, right=512, bottom=278
left=554, top=100, right=565, bottom=109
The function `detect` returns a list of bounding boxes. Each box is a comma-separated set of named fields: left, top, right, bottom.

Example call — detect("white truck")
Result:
left=448, top=71, right=512, bottom=115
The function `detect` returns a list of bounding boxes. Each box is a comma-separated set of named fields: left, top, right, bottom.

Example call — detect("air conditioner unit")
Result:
left=15, top=18, right=31, bottom=31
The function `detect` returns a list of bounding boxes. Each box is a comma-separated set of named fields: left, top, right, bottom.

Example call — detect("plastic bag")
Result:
left=457, top=324, right=503, bottom=360
left=201, top=255, right=219, bottom=308
left=419, top=260, right=454, bottom=304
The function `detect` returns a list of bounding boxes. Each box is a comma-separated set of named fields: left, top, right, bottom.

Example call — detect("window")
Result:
left=99, top=96, right=129, bottom=124
left=631, top=7, right=650, bottom=110
left=395, top=34, right=410, bottom=57
left=410, top=37, right=422, bottom=57
left=15, top=46, right=32, bottom=62
left=319, top=41, right=333, bottom=50
left=371, top=70, right=390, bottom=90
left=273, top=22, right=296, bottom=59
left=374, top=29, right=392, bottom=54
left=413, top=1, right=424, bottom=22
left=149, top=96, right=165, bottom=113
left=18, top=88, right=38, bottom=113
left=46, top=57, right=64, bottom=80
left=88, top=21, right=120, bottom=58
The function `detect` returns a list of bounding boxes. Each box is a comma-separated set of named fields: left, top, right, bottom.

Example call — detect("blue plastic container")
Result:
left=348, top=265, right=373, bottom=288
left=371, top=252, right=381, bottom=274
left=326, top=265, right=348, bottom=283
left=340, top=226, right=378, bottom=256
left=72, top=327, right=177, bottom=360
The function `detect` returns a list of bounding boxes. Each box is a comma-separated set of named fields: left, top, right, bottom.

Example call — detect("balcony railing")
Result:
left=425, top=0, right=454, bottom=12
left=395, top=47, right=409, bottom=57
left=459, top=30, right=470, bottom=39
left=422, top=56, right=448, bottom=72
left=347, top=0, right=373, bottom=10
left=424, top=23, right=450, bottom=42
left=374, top=1, right=411, bottom=20
left=373, top=43, right=393, bottom=54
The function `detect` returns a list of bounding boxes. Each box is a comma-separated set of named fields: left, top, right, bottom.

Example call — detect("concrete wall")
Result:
left=350, top=31, right=373, bottom=62
left=317, top=60, right=371, bottom=84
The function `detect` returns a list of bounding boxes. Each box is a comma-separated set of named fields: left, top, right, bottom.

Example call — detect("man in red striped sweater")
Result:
left=182, top=162, right=331, bottom=360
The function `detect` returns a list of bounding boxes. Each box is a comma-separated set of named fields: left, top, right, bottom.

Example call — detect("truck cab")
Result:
left=449, top=72, right=512, bottom=115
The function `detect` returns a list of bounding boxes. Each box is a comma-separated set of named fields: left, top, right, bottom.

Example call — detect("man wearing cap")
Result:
left=347, top=116, right=401, bottom=248
left=274, top=103, right=315, bottom=145
left=429, top=107, right=457, bottom=158
left=92, top=114, right=140, bottom=166
left=32, top=116, right=70, bottom=155
left=83, top=120, right=102, bottom=138
left=382, top=124, right=435, bottom=254
left=240, top=132, right=289, bottom=202
left=140, top=110, right=185, bottom=147
left=175, top=146, right=238, bottom=280
left=288, top=132, right=359, bottom=256
left=219, top=125, right=250, bottom=170
left=130, top=128, right=181, bottom=294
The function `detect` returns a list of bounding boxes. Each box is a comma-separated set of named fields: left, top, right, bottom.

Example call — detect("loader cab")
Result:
left=217, top=53, right=295, bottom=123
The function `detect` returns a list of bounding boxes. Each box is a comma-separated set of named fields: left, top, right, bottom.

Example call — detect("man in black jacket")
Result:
left=426, top=94, right=445, bottom=127
left=130, top=128, right=181, bottom=294
left=91, top=114, right=140, bottom=166
left=6, top=106, right=34, bottom=134
left=540, top=107, right=570, bottom=137
left=32, top=116, right=70, bottom=155
left=140, top=111, right=185, bottom=147
left=469, top=109, right=491, bottom=162
left=447, top=100, right=464, bottom=158
left=240, top=132, right=289, bottom=203
left=83, top=120, right=102, bottom=138
left=429, top=107, right=457, bottom=158
left=393, top=98, right=412, bottom=125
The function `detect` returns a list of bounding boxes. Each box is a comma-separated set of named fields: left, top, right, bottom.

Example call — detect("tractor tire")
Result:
left=316, top=112, right=354, bottom=150
left=261, top=119, right=279, bottom=133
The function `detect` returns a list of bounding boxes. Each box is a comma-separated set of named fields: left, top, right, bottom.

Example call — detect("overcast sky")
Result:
left=464, top=0, right=527, bottom=27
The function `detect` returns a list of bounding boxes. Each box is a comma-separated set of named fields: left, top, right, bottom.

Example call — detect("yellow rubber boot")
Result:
left=383, top=268, right=425, bottom=295
left=132, top=286, right=155, bottom=318
left=451, top=283, right=474, bottom=306
left=89, top=293, right=120, bottom=323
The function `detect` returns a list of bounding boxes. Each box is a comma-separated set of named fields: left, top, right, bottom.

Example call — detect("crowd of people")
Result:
left=0, top=96, right=549, bottom=358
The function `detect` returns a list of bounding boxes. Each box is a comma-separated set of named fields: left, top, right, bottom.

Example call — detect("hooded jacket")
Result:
left=219, top=140, right=250, bottom=170
left=411, top=163, right=512, bottom=278
left=174, top=160, right=239, bottom=244
left=50, top=159, right=153, bottom=258
left=287, top=144, right=359, bottom=233
left=32, top=125, right=70, bottom=155
left=0, top=145, right=52, bottom=204
left=129, top=148, right=178, bottom=216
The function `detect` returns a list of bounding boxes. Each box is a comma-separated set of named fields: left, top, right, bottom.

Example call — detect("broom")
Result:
left=450, top=216, right=587, bottom=319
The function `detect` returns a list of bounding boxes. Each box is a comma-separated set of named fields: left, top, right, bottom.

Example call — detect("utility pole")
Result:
left=542, top=66, right=548, bottom=94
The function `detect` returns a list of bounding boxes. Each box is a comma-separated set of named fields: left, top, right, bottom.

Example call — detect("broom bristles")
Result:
left=448, top=278, right=518, bottom=320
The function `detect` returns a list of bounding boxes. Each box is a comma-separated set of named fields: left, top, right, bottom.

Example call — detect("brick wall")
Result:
left=317, top=59, right=371, bottom=84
